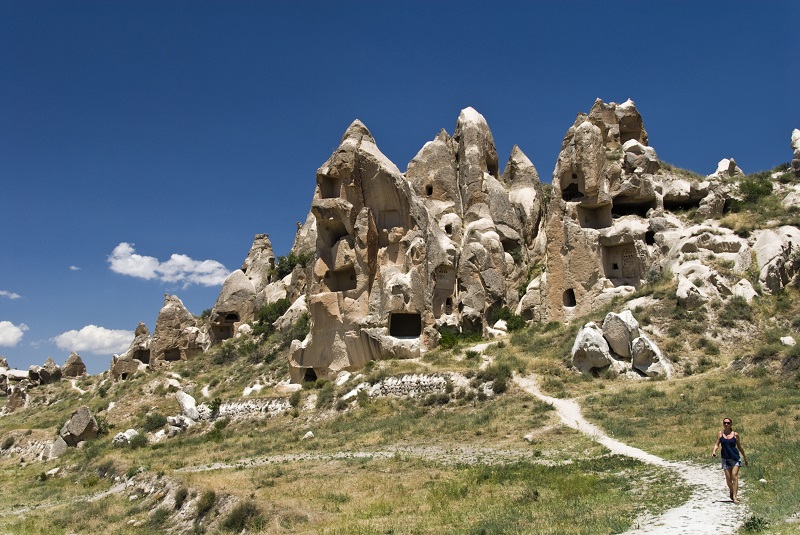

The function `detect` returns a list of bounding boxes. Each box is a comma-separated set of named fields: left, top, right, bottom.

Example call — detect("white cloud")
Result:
left=52, top=325, right=134, bottom=355
left=108, top=242, right=229, bottom=287
left=69, top=265, right=81, bottom=271
left=0, top=290, right=22, bottom=300
left=0, top=321, right=28, bottom=347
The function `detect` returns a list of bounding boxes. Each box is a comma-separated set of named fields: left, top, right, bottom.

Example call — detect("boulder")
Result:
left=39, top=357, right=62, bottom=384
left=631, top=335, right=665, bottom=377
left=49, top=436, right=68, bottom=459
left=175, top=391, right=200, bottom=421
left=731, top=279, right=758, bottom=303
left=710, top=158, right=743, bottom=179
left=112, top=429, right=139, bottom=447
left=571, top=322, right=612, bottom=373
left=676, top=276, right=707, bottom=310
left=273, top=295, right=308, bottom=333
left=59, top=406, right=99, bottom=447
left=602, top=311, right=640, bottom=358
left=62, top=352, right=87, bottom=377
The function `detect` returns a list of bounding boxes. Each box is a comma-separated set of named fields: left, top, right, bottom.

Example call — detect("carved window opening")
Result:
left=433, top=265, right=456, bottom=318
left=561, top=170, right=584, bottom=201
left=577, top=204, right=612, bottom=229
left=325, top=266, right=357, bottom=292
left=164, top=348, right=182, bottom=361
left=425, top=185, right=433, bottom=196
left=225, top=313, right=239, bottom=323
left=133, top=349, right=150, bottom=364
left=563, top=289, right=576, bottom=307
left=645, top=231, right=655, bottom=245
left=303, top=368, right=318, bottom=382
left=444, top=224, right=453, bottom=236
left=602, top=244, right=640, bottom=286
left=389, top=312, right=422, bottom=337
left=318, top=219, right=349, bottom=250
left=611, top=201, right=656, bottom=219
left=318, top=176, right=342, bottom=199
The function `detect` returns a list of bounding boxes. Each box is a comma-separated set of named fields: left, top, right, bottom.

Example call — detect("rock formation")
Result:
left=93, top=100, right=800, bottom=384
left=286, top=109, right=546, bottom=381
left=62, top=352, right=87, bottom=377
left=151, top=295, right=208, bottom=366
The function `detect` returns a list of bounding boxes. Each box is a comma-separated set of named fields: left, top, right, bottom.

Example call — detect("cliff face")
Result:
left=107, top=100, right=800, bottom=382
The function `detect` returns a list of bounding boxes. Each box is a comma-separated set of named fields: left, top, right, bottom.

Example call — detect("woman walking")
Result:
left=712, top=418, right=748, bottom=503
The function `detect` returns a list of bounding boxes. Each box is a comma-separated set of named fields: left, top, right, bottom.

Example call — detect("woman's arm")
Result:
left=735, top=432, right=748, bottom=465
left=712, top=431, right=722, bottom=457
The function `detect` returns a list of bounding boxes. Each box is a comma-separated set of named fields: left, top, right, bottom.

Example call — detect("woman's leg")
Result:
left=731, top=465, right=741, bottom=503
left=724, top=467, right=734, bottom=499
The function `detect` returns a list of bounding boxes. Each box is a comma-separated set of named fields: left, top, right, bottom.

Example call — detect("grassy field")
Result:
left=3, top=167, right=800, bottom=533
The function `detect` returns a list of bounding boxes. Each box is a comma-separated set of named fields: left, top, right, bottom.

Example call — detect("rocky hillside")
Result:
left=0, top=102, right=799, bottom=534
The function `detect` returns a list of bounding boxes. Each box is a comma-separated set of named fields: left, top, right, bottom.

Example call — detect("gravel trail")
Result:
left=513, top=374, right=750, bottom=534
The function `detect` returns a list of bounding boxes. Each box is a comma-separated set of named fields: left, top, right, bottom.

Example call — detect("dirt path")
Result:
left=513, top=375, right=750, bottom=534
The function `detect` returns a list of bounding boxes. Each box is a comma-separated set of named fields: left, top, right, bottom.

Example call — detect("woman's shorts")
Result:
left=721, top=458, right=742, bottom=469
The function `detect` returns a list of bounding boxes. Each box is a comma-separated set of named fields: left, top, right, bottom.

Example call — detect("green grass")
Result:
left=582, top=372, right=800, bottom=530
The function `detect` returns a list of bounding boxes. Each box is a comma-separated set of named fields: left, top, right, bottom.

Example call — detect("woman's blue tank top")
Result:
left=720, top=434, right=739, bottom=460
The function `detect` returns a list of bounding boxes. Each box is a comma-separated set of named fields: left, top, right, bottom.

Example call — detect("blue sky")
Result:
left=1, top=1, right=797, bottom=374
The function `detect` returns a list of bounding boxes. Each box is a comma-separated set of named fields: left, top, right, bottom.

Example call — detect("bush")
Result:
left=150, top=507, right=169, bottom=528
left=315, top=382, right=335, bottom=409
left=174, top=487, right=189, bottom=510
left=738, top=176, right=773, bottom=205
left=129, top=433, right=147, bottom=449
left=289, top=390, right=301, bottom=408
left=287, top=312, right=311, bottom=342
left=196, top=490, right=216, bottom=517
left=274, top=251, right=313, bottom=279
left=719, top=296, right=753, bottom=327
left=222, top=500, right=263, bottom=532
left=252, top=298, right=291, bottom=337
left=488, top=306, right=526, bottom=331
left=209, top=397, right=222, bottom=417
left=142, top=412, right=167, bottom=433
left=438, top=327, right=482, bottom=350
left=210, top=340, right=239, bottom=365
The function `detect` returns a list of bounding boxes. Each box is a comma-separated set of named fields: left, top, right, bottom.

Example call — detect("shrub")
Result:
left=196, top=490, right=216, bottom=517
left=719, top=296, right=753, bottom=327
left=738, top=176, right=773, bottom=205
left=150, top=507, right=169, bottom=528
left=422, top=393, right=450, bottom=406
left=211, top=340, right=239, bottom=365
left=222, top=500, right=263, bottom=532
left=438, top=327, right=482, bottom=350
left=287, top=312, right=311, bottom=342
left=1, top=435, right=14, bottom=450
left=174, top=487, right=189, bottom=510
left=252, top=298, right=291, bottom=337
left=129, top=433, right=147, bottom=449
left=274, top=251, right=313, bottom=279
left=289, top=391, right=301, bottom=408
left=488, top=306, right=526, bottom=331
left=742, top=515, right=769, bottom=532
left=315, top=382, right=335, bottom=409
left=209, top=397, right=222, bottom=417
left=142, top=412, right=167, bottom=432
